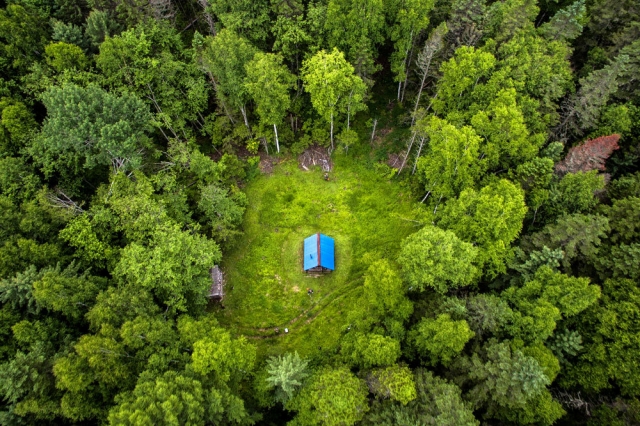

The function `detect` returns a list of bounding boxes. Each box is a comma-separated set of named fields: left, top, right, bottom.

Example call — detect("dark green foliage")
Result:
left=0, top=0, right=639, bottom=424
left=364, top=369, right=478, bottom=425
left=31, top=83, right=152, bottom=178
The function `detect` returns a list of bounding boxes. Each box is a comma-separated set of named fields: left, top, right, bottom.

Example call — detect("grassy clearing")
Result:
left=214, top=155, right=421, bottom=358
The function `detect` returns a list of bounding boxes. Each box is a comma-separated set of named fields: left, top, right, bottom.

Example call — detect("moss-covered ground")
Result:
left=213, top=155, right=421, bottom=359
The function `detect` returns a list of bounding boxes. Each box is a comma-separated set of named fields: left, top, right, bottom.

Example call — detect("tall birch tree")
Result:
left=302, top=48, right=366, bottom=149
left=245, top=53, right=295, bottom=153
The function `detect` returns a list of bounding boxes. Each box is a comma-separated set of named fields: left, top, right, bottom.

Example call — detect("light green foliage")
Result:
left=496, top=30, right=573, bottom=124
left=325, top=0, right=385, bottom=81
left=31, top=84, right=152, bottom=176
left=398, top=225, right=479, bottom=293
left=97, top=22, right=208, bottom=136
left=523, top=343, right=560, bottom=382
left=341, top=332, right=401, bottom=368
left=114, top=223, right=221, bottom=314
left=590, top=104, right=635, bottom=139
left=467, top=340, right=549, bottom=409
left=288, top=366, right=369, bottom=426
left=192, top=329, right=256, bottom=382
left=415, top=116, right=482, bottom=201
left=197, top=184, right=246, bottom=243
left=108, top=371, right=222, bottom=426
left=86, top=286, right=159, bottom=330
left=59, top=214, right=118, bottom=268
left=265, top=352, right=309, bottom=403
left=367, top=365, right=417, bottom=405
left=302, top=48, right=366, bottom=146
left=388, top=0, right=435, bottom=85
left=525, top=214, right=610, bottom=270
left=201, top=29, right=258, bottom=117
left=33, top=263, right=105, bottom=320
left=512, top=157, right=554, bottom=216
left=413, top=314, right=474, bottom=365
left=503, top=266, right=600, bottom=342
left=245, top=52, right=295, bottom=152
left=438, top=179, right=527, bottom=277
left=244, top=52, right=295, bottom=123
left=550, top=170, right=606, bottom=215
left=539, top=0, right=587, bottom=41
left=358, top=259, right=413, bottom=334
left=565, top=278, right=640, bottom=396
left=496, top=390, right=566, bottom=426
left=433, top=46, right=496, bottom=118
left=44, top=42, right=88, bottom=72
left=364, top=369, right=478, bottom=425
left=471, top=88, right=544, bottom=169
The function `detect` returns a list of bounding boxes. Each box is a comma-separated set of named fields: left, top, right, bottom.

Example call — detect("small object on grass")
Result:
left=275, top=327, right=280, bottom=334
left=284, top=328, right=289, bottom=333
left=324, top=172, right=329, bottom=181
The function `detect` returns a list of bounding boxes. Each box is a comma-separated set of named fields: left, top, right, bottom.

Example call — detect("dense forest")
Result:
left=1, top=0, right=639, bottom=424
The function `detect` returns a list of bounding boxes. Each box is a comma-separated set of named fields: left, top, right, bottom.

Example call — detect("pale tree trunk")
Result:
left=197, top=0, right=216, bottom=35
left=240, top=105, right=251, bottom=134
left=330, top=112, right=334, bottom=150
left=397, top=81, right=402, bottom=101
left=411, top=65, right=430, bottom=126
left=370, top=118, right=377, bottom=144
left=398, top=131, right=417, bottom=173
left=412, top=24, right=447, bottom=126
left=412, top=136, right=426, bottom=174
left=273, top=124, right=280, bottom=153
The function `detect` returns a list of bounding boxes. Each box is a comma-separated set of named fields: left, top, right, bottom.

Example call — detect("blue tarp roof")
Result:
left=303, top=233, right=335, bottom=270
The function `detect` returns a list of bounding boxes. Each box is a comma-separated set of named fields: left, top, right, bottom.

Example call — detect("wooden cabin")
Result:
left=208, top=266, right=224, bottom=300
left=303, top=233, right=335, bottom=273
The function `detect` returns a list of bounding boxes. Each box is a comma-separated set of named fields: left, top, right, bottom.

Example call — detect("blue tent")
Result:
left=303, top=233, right=335, bottom=271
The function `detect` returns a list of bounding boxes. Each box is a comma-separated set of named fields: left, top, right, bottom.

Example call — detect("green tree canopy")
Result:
left=412, top=314, right=475, bottom=365
left=302, top=48, right=366, bottom=148
left=288, top=366, right=369, bottom=426
left=245, top=52, right=295, bottom=152
left=398, top=225, right=479, bottom=293
left=438, top=179, right=527, bottom=277
left=30, top=84, right=152, bottom=180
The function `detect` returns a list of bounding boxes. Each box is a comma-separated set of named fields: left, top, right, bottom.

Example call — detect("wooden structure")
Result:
left=303, top=233, right=335, bottom=273
left=208, top=266, right=224, bottom=300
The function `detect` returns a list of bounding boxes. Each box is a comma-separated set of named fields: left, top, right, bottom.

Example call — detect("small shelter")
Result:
left=304, top=233, right=335, bottom=273
left=208, top=266, right=224, bottom=300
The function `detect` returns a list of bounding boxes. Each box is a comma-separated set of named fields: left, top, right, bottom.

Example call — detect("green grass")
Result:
left=214, top=155, right=421, bottom=358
